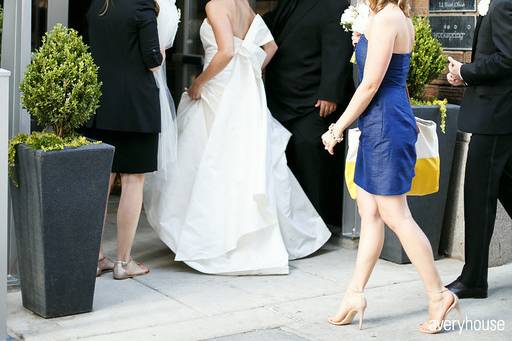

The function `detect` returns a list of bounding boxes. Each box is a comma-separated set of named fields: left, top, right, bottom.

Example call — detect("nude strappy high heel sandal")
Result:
left=328, top=289, right=367, bottom=330
left=419, top=288, right=462, bottom=334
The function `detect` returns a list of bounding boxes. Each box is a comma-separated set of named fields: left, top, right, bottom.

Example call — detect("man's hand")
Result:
left=447, top=72, right=464, bottom=86
left=448, top=57, right=463, bottom=79
left=316, top=100, right=337, bottom=118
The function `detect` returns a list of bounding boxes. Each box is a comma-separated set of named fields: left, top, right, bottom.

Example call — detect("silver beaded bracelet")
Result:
left=328, top=124, right=343, bottom=143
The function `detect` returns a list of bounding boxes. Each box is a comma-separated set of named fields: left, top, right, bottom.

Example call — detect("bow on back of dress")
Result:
left=202, top=14, right=274, bottom=79
left=237, top=15, right=275, bottom=79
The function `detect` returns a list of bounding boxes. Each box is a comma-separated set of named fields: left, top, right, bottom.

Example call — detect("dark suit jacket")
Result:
left=263, top=0, right=354, bottom=122
left=86, top=0, right=162, bottom=133
left=69, top=0, right=92, bottom=43
left=459, top=0, right=512, bottom=135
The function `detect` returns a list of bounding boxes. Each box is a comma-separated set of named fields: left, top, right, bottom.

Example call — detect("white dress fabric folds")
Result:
left=143, top=15, right=331, bottom=275
left=153, top=0, right=180, bottom=172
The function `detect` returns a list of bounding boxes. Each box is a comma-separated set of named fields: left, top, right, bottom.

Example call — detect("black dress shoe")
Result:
left=446, top=279, right=488, bottom=299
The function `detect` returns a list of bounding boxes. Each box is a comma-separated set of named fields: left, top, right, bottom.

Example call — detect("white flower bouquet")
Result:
left=340, top=2, right=370, bottom=64
left=478, top=0, right=490, bottom=16
left=340, top=2, right=370, bottom=34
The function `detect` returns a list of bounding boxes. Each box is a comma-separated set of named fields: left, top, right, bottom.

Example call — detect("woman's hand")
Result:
left=187, top=79, right=204, bottom=100
left=352, top=32, right=361, bottom=46
left=321, top=125, right=344, bottom=155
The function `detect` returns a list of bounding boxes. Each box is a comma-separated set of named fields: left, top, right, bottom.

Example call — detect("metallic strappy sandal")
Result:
left=96, top=257, right=115, bottom=277
left=113, top=258, right=150, bottom=280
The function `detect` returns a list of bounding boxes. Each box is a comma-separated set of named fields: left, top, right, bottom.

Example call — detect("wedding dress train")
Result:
left=144, top=14, right=331, bottom=275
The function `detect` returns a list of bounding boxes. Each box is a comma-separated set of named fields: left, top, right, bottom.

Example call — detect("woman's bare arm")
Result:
left=262, top=40, right=278, bottom=70
left=321, top=12, right=401, bottom=154
left=187, top=2, right=235, bottom=99
left=334, top=14, right=396, bottom=133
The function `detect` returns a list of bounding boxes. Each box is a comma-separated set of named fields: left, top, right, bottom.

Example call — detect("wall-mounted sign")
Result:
left=429, top=16, right=477, bottom=50
left=430, top=0, right=477, bottom=12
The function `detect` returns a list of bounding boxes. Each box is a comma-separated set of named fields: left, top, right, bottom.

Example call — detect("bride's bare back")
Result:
left=187, top=0, right=277, bottom=99
left=207, top=0, right=256, bottom=39
left=227, top=0, right=257, bottom=39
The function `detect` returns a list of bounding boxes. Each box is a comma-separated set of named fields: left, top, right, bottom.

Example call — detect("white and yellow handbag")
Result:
left=345, top=117, right=440, bottom=199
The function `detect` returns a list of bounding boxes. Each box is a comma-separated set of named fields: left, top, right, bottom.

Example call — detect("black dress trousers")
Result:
left=263, top=0, right=354, bottom=229
left=282, top=112, right=345, bottom=228
left=461, top=134, right=512, bottom=287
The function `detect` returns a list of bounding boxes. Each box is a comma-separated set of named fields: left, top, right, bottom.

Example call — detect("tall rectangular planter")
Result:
left=379, top=105, right=460, bottom=263
left=10, top=142, right=114, bottom=318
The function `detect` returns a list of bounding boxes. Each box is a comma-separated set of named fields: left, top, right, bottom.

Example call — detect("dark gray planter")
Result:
left=10, top=142, right=114, bottom=318
left=380, top=104, right=460, bottom=263
left=342, top=105, right=460, bottom=263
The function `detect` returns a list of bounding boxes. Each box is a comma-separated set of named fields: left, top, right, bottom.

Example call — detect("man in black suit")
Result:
left=263, top=0, right=354, bottom=229
left=446, top=0, right=512, bottom=299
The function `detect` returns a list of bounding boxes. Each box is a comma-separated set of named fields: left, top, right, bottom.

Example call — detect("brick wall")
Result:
left=423, top=1, right=480, bottom=103
left=412, top=0, right=429, bottom=15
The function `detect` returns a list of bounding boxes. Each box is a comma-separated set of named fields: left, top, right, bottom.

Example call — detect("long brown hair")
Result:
left=100, top=0, right=160, bottom=16
left=367, top=0, right=411, bottom=17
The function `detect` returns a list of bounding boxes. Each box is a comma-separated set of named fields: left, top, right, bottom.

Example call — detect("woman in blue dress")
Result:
left=321, top=0, right=461, bottom=334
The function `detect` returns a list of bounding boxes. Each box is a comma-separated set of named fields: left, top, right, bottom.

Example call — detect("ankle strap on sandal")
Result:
left=115, top=258, right=132, bottom=266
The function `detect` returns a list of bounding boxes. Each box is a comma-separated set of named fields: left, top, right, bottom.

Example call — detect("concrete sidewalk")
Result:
left=6, top=197, right=512, bottom=340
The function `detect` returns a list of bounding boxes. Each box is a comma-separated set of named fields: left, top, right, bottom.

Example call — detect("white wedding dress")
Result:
left=144, top=14, right=331, bottom=275
left=153, top=0, right=180, bottom=170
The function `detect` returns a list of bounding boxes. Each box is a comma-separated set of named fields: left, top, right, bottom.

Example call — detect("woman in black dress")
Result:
left=86, top=0, right=163, bottom=279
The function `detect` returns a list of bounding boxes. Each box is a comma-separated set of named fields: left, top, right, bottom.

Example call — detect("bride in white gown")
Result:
left=144, top=0, right=331, bottom=275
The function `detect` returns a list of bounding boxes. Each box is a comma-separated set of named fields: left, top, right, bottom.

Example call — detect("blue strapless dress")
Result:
left=354, top=35, right=418, bottom=195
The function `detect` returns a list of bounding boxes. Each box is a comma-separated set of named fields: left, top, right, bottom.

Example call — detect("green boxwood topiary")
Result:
left=10, top=24, right=102, bottom=186
left=408, top=17, right=447, bottom=100
left=20, top=23, right=101, bottom=137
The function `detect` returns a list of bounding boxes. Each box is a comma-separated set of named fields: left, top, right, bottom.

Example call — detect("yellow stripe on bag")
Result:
left=344, top=156, right=440, bottom=199
left=345, top=161, right=357, bottom=199
left=344, top=118, right=440, bottom=200
left=409, top=156, right=440, bottom=196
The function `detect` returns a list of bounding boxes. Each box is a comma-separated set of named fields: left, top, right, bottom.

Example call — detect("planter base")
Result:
left=11, top=142, right=114, bottom=318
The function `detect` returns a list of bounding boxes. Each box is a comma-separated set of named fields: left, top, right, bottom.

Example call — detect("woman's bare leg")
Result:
left=116, top=173, right=145, bottom=262
left=330, top=187, right=384, bottom=322
left=98, top=173, right=117, bottom=261
left=375, top=195, right=454, bottom=321
left=349, top=187, right=385, bottom=291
